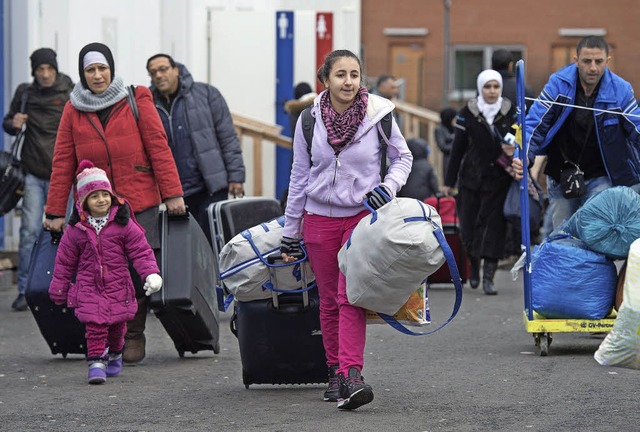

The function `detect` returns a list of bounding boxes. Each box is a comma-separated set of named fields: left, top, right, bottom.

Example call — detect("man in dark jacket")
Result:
left=2, top=48, right=73, bottom=311
left=146, top=54, right=245, bottom=243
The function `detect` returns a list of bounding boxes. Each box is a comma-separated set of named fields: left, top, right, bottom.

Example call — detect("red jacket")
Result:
left=46, top=86, right=183, bottom=216
left=49, top=204, right=159, bottom=325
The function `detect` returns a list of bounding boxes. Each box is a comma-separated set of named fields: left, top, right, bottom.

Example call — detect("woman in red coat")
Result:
left=44, top=42, right=185, bottom=363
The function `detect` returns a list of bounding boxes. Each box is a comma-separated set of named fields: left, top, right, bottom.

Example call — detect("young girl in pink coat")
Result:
left=49, top=160, right=162, bottom=384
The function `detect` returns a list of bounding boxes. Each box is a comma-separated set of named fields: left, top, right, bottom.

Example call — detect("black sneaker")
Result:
left=11, top=294, right=28, bottom=311
left=323, top=366, right=339, bottom=402
left=337, top=367, right=374, bottom=410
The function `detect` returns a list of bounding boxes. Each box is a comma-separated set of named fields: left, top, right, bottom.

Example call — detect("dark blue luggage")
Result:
left=149, top=210, right=220, bottom=357
left=25, top=229, right=86, bottom=357
left=233, top=286, right=327, bottom=388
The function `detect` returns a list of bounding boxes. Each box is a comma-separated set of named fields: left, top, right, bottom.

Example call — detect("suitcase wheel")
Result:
left=178, top=350, right=185, bottom=358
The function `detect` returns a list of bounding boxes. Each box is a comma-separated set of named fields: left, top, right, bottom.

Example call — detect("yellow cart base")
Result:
left=523, top=311, right=617, bottom=356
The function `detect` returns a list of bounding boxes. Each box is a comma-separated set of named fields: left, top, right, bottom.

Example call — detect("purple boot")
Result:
left=88, top=362, right=107, bottom=385
left=106, top=354, right=123, bottom=377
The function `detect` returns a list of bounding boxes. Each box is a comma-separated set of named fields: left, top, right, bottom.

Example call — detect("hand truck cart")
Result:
left=514, top=60, right=616, bottom=356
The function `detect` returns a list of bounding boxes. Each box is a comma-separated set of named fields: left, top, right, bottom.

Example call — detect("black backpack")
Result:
left=299, top=106, right=393, bottom=177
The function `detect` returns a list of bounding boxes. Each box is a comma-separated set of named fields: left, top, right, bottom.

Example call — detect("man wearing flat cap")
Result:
left=2, top=48, right=73, bottom=311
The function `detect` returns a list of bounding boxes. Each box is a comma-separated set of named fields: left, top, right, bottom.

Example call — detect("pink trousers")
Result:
left=302, top=211, right=368, bottom=376
left=85, top=321, right=126, bottom=359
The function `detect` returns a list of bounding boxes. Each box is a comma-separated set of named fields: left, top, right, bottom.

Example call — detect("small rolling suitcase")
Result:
left=149, top=210, right=220, bottom=357
left=25, top=229, right=87, bottom=357
left=425, top=196, right=469, bottom=284
left=234, top=286, right=327, bottom=388
left=209, top=198, right=327, bottom=388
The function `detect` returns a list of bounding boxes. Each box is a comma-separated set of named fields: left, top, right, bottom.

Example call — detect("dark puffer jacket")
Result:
left=2, top=73, right=74, bottom=179
left=150, top=64, right=245, bottom=196
left=49, top=203, right=159, bottom=325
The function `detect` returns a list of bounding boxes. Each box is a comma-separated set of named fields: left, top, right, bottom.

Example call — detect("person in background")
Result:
left=397, top=137, right=439, bottom=200
left=435, top=107, right=457, bottom=180
left=280, top=49, right=412, bottom=410
left=491, top=49, right=534, bottom=109
left=373, top=74, right=400, bottom=100
left=513, top=36, right=640, bottom=229
left=284, top=82, right=317, bottom=137
left=146, top=54, right=245, bottom=243
left=2, top=48, right=73, bottom=311
left=442, top=70, right=517, bottom=295
left=49, top=161, right=162, bottom=384
left=44, top=42, right=185, bottom=364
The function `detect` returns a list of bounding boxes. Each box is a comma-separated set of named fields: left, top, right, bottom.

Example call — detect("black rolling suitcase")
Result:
left=149, top=210, right=220, bottom=357
left=25, top=229, right=86, bottom=357
left=233, top=272, right=327, bottom=388
left=208, top=198, right=327, bottom=388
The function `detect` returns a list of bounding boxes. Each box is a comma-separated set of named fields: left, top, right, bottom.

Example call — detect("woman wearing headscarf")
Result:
left=442, top=69, right=516, bottom=295
left=44, top=42, right=185, bottom=362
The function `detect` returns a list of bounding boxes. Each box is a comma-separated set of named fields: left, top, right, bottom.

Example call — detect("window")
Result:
left=448, top=45, right=525, bottom=103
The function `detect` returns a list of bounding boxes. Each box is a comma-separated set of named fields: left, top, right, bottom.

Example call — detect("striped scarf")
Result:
left=320, top=86, right=368, bottom=153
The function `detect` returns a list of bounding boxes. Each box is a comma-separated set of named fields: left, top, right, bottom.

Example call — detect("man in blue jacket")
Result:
left=146, top=54, right=245, bottom=243
left=514, top=36, right=640, bottom=229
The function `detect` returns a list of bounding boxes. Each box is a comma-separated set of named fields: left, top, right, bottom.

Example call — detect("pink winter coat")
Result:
left=49, top=203, right=159, bottom=325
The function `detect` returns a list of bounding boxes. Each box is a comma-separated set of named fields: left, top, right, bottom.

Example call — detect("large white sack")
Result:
left=338, top=198, right=445, bottom=315
left=218, top=217, right=314, bottom=302
left=594, top=304, right=640, bottom=369
left=622, top=238, right=640, bottom=310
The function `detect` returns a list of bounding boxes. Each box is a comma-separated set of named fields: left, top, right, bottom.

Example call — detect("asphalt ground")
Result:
left=0, top=267, right=638, bottom=432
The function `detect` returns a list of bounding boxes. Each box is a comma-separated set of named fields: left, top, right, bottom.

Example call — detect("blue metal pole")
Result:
left=515, top=60, right=533, bottom=320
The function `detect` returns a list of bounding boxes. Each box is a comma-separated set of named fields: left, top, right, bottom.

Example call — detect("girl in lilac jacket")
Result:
left=49, top=160, right=162, bottom=385
left=280, top=50, right=412, bottom=410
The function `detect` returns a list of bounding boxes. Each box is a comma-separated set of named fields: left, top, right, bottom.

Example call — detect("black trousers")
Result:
left=457, top=181, right=510, bottom=260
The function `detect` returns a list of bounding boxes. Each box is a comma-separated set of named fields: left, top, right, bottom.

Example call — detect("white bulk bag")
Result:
left=594, top=237, right=640, bottom=369
left=338, top=198, right=445, bottom=315
left=218, top=216, right=315, bottom=302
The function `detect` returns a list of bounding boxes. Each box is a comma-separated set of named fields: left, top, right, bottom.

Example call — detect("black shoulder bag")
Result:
left=0, top=89, right=29, bottom=216
left=558, top=123, right=591, bottom=199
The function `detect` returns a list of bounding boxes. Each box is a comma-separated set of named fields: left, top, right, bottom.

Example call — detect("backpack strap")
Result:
left=301, top=106, right=315, bottom=158
left=377, top=113, right=392, bottom=178
left=126, top=85, right=139, bottom=123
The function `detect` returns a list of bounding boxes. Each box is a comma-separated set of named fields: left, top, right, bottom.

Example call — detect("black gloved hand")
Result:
left=365, top=185, right=392, bottom=210
left=280, top=236, right=303, bottom=259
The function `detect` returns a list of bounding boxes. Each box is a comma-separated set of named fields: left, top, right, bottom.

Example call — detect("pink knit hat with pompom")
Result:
left=75, top=160, right=114, bottom=212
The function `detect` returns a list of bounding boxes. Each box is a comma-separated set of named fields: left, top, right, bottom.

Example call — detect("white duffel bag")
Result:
left=218, top=216, right=315, bottom=302
left=338, top=198, right=446, bottom=316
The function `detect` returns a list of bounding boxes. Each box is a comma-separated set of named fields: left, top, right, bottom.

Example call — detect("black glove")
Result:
left=280, top=236, right=303, bottom=259
left=365, top=185, right=392, bottom=210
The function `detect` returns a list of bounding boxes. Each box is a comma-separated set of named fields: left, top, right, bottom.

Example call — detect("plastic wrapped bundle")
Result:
left=565, top=186, right=640, bottom=260
left=594, top=305, right=640, bottom=369
left=594, top=238, right=640, bottom=369
left=531, top=235, right=617, bottom=319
